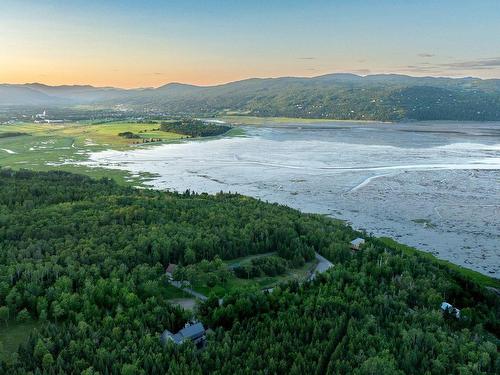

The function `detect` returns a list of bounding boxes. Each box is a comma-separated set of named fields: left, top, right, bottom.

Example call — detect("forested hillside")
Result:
left=0, top=170, right=498, bottom=374
left=2, top=74, right=500, bottom=121
left=130, top=74, right=500, bottom=121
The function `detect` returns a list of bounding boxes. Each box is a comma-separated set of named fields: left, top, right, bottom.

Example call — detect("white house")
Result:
left=441, top=301, right=461, bottom=319
left=350, top=238, right=365, bottom=250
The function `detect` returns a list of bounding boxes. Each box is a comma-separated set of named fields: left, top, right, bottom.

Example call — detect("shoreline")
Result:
left=218, top=115, right=500, bottom=126
left=2, top=120, right=498, bottom=286
left=74, top=122, right=499, bottom=280
left=218, top=115, right=392, bottom=125
left=75, top=151, right=500, bottom=284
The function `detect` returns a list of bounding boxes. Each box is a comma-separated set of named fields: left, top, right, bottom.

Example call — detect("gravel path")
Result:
left=308, top=252, right=334, bottom=281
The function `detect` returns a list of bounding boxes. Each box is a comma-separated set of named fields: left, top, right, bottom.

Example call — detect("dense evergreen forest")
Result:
left=160, top=120, right=231, bottom=137
left=0, top=170, right=498, bottom=374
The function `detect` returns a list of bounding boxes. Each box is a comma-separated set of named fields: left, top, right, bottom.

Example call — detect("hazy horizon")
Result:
left=2, top=0, right=500, bottom=88
left=3, top=71, right=500, bottom=90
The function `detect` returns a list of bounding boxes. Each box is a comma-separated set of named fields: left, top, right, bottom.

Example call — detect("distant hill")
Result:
left=0, top=83, right=129, bottom=106
left=0, top=84, right=64, bottom=106
left=2, top=74, right=500, bottom=121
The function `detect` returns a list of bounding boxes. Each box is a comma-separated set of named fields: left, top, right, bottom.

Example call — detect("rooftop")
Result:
left=161, top=322, right=206, bottom=345
left=166, top=263, right=177, bottom=274
left=350, top=238, right=365, bottom=246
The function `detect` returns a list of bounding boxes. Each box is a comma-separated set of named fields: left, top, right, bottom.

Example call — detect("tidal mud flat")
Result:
left=79, top=121, right=500, bottom=277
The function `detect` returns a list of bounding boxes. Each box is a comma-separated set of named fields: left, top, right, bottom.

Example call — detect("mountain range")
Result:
left=2, top=74, right=500, bottom=121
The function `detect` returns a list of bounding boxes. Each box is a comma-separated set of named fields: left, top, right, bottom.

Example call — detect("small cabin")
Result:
left=161, top=322, right=206, bottom=347
left=350, top=238, right=365, bottom=251
left=441, top=301, right=461, bottom=319
left=165, top=263, right=177, bottom=280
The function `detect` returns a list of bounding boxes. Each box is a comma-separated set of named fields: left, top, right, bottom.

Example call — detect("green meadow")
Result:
left=0, top=121, right=186, bottom=184
left=190, top=254, right=318, bottom=298
left=0, top=320, right=41, bottom=363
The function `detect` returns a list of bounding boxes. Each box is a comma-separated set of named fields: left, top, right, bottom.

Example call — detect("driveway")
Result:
left=170, top=280, right=208, bottom=301
left=308, top=252, right=334, bottom=281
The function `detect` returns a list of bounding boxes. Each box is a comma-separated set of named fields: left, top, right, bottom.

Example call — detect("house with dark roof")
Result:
left=161, top=322, right=206, bottom=347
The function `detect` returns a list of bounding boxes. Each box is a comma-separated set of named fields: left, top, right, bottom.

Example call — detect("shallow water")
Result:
left=80, top=121, right=500, bottom=277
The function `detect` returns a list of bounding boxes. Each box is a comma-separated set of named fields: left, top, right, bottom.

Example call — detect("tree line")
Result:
left=160, top=120, right=231, bottom=137
left=0, top=169, right=498, bottom=374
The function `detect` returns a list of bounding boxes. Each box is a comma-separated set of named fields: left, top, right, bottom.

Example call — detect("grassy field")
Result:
left=168, top=298, right=197, bottom=311
left=224, top=251, right=277, bottom=267
left=0, top=320, right=40, bottom=363
left=192, top=255, right=318, bottom=298
left=163, top=284, right=191, bottom=299
left=0, top=121, right=187, bottom=184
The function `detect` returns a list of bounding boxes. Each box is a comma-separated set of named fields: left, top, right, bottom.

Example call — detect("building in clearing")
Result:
left=350, top=238, right=365, bottom=250
left=165, top=263, right=177, bottom=280
left=441, top=301, right=461, bottom=319
left=161, top=322, right=206, bottom=347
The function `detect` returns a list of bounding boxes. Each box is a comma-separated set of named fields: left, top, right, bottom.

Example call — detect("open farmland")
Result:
left=0, top=121, right=185, bottom=183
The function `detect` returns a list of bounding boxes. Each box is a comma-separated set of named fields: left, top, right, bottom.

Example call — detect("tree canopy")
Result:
left=0, top=170, right=498, bottom=374
left=160, top=120, right=231, bottom=137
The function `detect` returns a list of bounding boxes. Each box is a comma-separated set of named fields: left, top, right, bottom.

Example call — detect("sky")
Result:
left=1, top=0, right=499, bottom=88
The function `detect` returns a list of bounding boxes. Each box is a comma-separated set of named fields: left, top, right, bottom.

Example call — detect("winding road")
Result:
left=309, top=252, right=334, bottom=281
